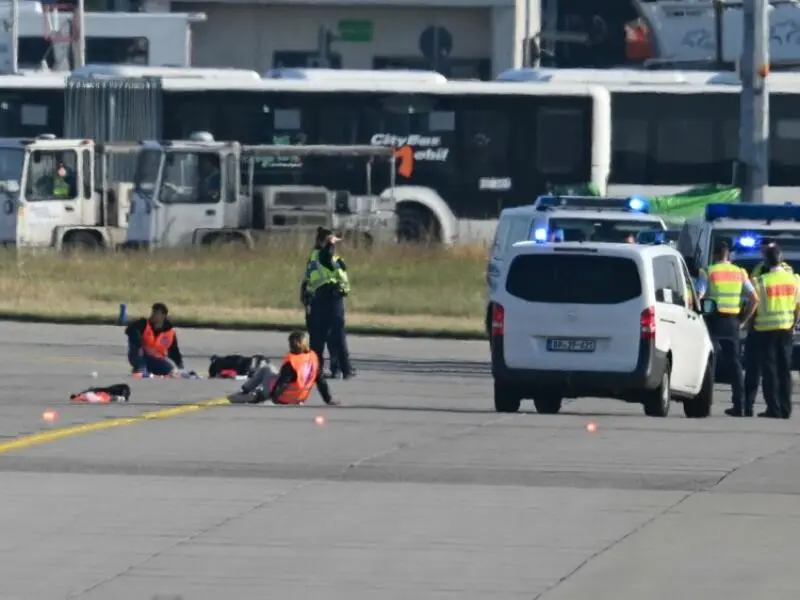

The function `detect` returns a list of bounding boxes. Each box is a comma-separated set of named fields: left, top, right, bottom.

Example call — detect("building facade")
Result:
left=173, top=0, right=539, bottom=78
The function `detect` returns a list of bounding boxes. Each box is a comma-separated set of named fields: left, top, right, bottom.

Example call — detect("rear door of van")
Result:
left=501, top=246, right=645, bottom=373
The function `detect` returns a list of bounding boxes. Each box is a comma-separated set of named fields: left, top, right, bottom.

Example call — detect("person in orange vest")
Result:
left=228, top=330, right=338, bottom=406
left=125, top=302, right=184, bottom=377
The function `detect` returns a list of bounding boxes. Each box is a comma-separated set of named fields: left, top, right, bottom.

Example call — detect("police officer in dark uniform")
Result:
left=301, top=228, right=341, bottom=375
left=305, top=232, right=355, bottom=379
left=703, top=241, right=759, bottom=416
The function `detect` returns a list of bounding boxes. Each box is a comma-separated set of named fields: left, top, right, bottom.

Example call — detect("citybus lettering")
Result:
left=370, top=133, right=450, bottom=178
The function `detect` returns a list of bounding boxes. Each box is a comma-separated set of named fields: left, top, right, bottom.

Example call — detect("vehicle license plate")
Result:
left=546, top=338, right=596, bottom=352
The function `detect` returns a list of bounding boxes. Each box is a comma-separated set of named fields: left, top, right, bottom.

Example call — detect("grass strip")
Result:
left=0, top=241, right=489, bottom=339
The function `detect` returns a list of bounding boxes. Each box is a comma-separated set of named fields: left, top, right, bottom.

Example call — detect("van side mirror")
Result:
left=701, top=298, right=717, bottom=315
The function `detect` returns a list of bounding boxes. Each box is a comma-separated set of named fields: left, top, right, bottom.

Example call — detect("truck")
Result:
left=0, top=133, right=141, bottom=250
left=123, top=132, right=398, bottom=249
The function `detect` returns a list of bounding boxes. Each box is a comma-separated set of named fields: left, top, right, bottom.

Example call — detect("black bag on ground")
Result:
left=208, top=354, right=268, bottom=378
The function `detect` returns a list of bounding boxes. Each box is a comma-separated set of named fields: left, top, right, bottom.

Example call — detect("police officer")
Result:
left=705, top=241, right=759, bottom=417
left=301, top=227, right=340, bottom=375
left=305, top=231, right=355, bottom=379
left=744, top=240, right=795, bottom=411
left=752, top=245, right=800, bottom=419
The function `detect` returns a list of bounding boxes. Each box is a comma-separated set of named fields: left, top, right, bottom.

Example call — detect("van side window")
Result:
left=504, top=217, right=533, bottom=252
left=679, top=259, right=700, bottom=311
left=491, top=217, right=513, bottom=259
left=653, top=256, right=683, bottom=306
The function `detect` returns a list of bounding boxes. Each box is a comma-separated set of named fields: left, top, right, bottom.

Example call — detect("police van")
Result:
left=489, top=240, right=715, bottom=417
left=485, top=195, right=668, bottom=334
left=680, top=203, right=800, bottom=367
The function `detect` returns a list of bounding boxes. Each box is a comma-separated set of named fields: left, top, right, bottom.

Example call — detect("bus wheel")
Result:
left=397, top=203, right=440, bottom=244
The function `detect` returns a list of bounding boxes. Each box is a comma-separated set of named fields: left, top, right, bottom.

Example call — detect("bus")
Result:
left=1, top=67, right=612, bottom=244
left=497, top=67, right=800, bottom=205
left=0, top=1, right=205, bottom=71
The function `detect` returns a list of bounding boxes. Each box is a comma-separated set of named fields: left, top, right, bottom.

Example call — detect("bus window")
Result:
left=86, top=37, right=149, bottom=65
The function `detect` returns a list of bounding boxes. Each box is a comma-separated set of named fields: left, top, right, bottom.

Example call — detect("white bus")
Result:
left=0, top=2, right=205, bottom=71
left=498, top=67, right=800, bottom=203
left=0, top=68, right=611, bottom=243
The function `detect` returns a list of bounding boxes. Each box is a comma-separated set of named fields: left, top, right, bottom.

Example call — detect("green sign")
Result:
left=338, top=19, right=373, bottom=43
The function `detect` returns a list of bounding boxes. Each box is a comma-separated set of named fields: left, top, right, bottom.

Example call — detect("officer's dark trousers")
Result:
left=708, top=314, right=744, bottom=412
left=305, top=307, right=339, bottom=373
left=309, top=294, right=352, bottom=376
left=758, top=329, right=793, bottom=419
left=744, top=329, right=762, bottom=413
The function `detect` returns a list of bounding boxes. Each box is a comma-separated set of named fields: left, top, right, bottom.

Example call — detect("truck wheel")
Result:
left=397, top=204, right=440, bottom=244
left=64, top=231, right=102, bottom=252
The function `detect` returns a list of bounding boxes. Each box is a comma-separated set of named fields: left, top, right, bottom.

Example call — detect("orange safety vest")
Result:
left=271, top=351, right=319, bottom=405
left=141, top=321, right=175, bottom=358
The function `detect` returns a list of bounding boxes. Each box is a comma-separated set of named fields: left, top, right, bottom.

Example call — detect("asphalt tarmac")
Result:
left=0, top=322, right=799, bottom=600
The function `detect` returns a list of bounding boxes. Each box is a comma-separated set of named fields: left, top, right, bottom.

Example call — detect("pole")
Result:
left=740, top=0, right=769, bottom=203
left=10, top=0, right=18, bottom=73
left=523, top=0, right=531, bottom=67
left=75, top=0, right=86, bottom=68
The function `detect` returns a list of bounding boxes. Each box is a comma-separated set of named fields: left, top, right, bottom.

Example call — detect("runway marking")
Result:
left=0, top=397, right=230, bottom=455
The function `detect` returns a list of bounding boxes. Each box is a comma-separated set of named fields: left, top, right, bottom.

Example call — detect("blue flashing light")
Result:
left=534, top=195, right=650, bottom=213
left=533, top=227, right=548, bottom=242
left=736, top=235, right=757, bottom=249
left=705, top=202, right=800, bottom=223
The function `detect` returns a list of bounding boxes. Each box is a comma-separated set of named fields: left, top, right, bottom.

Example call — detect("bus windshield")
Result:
left=550, top=217, right=666, bottom=242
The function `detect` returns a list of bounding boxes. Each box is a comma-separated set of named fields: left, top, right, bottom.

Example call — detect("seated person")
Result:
left=125, top=302, right=184, bottom=377
left=229, top=331, right=338, bottom=405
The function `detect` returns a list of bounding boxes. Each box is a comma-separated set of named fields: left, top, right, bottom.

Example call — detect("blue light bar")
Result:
left=705, top=203, right=800, bottom=222
left=533, top=227, right=548, bottom=242
left=736, top=235, right=758, bottom=249
left=535, top=195, right=650, bottom=213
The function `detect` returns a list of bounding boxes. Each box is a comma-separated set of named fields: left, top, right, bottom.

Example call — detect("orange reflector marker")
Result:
left=42, top=410, right=58, bottom=423
left=586, top=422, right=597, bottom=433
left=314, top=415, right=326, bottom=425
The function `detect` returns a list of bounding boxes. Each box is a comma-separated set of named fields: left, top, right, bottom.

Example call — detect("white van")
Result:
left=485, top=195, right=667, bottom=333
left=489, top=241, right=715, bottom=418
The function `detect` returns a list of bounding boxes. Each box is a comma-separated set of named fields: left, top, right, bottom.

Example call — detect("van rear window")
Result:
left=506, top=254, right=642, bottom=304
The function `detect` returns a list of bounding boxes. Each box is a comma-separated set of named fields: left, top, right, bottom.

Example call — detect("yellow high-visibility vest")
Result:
left=706, top=262, right=746, bottom=314
left=754, top=270, right=798, bottom=331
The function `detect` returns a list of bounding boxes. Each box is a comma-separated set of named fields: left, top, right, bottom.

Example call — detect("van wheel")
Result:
left=684, top=358, right=714, bottom=418
left=494, top=381, right=521, bottom=413
left=643, top=367, right=671, bottom=417
left=533, top=395, right=563, bottom=414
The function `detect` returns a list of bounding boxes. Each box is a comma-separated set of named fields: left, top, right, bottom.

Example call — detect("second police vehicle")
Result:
left=681, top=203, right=800, bottom=367
left=486, top=194, right=667, bottom=335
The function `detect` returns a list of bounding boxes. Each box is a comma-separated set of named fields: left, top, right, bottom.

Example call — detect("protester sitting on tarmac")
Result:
left=125, top=302, right=184, bottom=377
left=228, top=331, right=338, bottom=406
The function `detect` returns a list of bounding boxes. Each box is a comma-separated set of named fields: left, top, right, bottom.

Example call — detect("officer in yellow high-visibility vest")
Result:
left=752, top=245, right=800, bottom=419
left=305, top=230, right=355, bottom=379
left=705, top=241, right=759, bottom=417
left=744, top=240, right=796, bottom=412
left=301, top=228, right=341, bottom=374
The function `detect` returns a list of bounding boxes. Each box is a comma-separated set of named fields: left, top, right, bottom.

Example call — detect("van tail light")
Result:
left=640, top=306, right=656, bottom=340
left=491, top=303, right=505, bottom=336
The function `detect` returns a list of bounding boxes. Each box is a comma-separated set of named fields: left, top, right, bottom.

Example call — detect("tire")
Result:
left=494, top=381, right=521, bottom=413
left=643, top=366, right=671, bottom=417
left=397, top=204, right=440, bottom=244
left=63, top=231, right=101, bottom=252
left=533, top=395, right=563, bottom=414
left=684, top=358, right=714, bottom=418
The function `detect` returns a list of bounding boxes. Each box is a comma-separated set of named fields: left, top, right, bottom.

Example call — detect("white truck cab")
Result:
left=0, top=134, right=134, bottom=250
left=485, top=194, right=667, bottom=334
left=125, top=132, right=398, bottom=249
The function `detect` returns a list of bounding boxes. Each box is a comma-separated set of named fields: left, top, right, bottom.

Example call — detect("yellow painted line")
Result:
left=0, top=397, right=230, bottom=455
